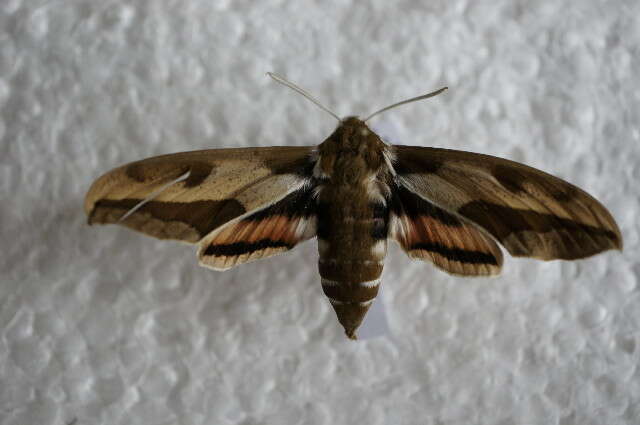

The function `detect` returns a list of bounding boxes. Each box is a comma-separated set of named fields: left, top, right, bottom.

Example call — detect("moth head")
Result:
left=314, top=116, right=390, bottom=180
left=325, top=116, right=384, bottom=151
left=340, top=116, right=372, bottom=136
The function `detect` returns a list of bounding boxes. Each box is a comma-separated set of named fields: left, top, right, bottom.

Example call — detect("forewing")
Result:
left=199, top=185, right=317, bottom=270
left=393, top=146, right=622, bottom=260
left=85, top=146, right=315, bottom=243
left=390, top=184, right=502, bottom=276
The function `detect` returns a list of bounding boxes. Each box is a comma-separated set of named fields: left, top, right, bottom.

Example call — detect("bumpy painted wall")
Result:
left=1, top=1, right=638, bottom=424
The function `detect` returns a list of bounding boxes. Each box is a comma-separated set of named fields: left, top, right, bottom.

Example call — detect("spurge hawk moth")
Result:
left=85, top=73, right=622, bottom=339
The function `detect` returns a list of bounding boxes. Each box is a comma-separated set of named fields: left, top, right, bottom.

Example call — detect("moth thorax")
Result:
left=334, top=158, right=373, bottom=182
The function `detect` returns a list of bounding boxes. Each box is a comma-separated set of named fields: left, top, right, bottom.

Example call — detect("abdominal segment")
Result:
left=318, top=253, right=386, bottom=339
left=317, top=200, right=389, bottom=339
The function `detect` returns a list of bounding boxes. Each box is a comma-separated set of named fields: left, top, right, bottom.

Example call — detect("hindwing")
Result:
left=390, top=184, right=503, bottom=276
left=198, top=184, right=317, bottom=270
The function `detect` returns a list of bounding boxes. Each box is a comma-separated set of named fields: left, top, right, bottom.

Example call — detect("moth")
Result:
left=85, top=73, right=622, bottom=339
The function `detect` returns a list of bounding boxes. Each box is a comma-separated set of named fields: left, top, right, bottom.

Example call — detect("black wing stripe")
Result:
left=204, top=239, right=293, bottom=256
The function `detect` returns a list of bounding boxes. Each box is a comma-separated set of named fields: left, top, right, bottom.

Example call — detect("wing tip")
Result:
left=84, top=190, right=98, bottom=220
left=613, top=233, right=624, bottom=251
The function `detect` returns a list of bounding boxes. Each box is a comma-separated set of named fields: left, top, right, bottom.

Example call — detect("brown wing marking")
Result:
left=84, top=146, right=314, bottom=243
left=393, top=146, right=622, bottom=260
left=390, top=184, right=503, bottom=276
left=199, top=184, right=317, bottom=270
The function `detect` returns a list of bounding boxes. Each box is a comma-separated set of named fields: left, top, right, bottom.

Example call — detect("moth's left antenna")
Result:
left=267, top=72, right=341, bottom=122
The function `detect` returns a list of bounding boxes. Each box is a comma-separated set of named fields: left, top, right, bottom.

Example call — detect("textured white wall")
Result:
left=1, top=1, right=639, bottom=424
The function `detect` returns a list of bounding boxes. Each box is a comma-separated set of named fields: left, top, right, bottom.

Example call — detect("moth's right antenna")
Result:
left=267, top=72, right=341, bottom=122
left=364, top=86, right=448, bottom=122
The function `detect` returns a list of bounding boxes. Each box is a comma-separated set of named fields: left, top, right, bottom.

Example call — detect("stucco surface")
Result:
left=1, top=1, right=639, bottom=424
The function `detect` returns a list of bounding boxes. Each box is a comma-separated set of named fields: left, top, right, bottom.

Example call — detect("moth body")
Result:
left=315, top=117, right=392, bottom=339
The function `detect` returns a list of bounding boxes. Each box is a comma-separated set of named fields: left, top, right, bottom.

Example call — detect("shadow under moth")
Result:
left=85, top=73, right=622, bottom=340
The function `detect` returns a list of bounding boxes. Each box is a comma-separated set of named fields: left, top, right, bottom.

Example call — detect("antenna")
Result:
left=364, top=86, right=448, bottom=122
left=267, top=72, right=341, bottom=122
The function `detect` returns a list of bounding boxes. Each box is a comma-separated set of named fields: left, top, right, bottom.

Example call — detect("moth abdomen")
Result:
left=316, top=194, right=389, bottom=339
